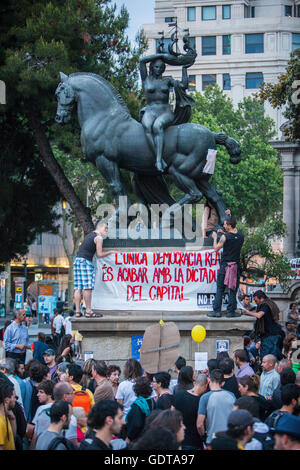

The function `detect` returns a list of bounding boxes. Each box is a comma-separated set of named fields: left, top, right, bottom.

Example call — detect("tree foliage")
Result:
left=0, top=111, right=59, bottom=263
left=191, top=87, right=283, bottom=226
left=257, top=51, right=300, bottom=142
left=0, top=0, right=147, bottom=252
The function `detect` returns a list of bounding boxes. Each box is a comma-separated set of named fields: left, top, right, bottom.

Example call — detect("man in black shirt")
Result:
left=207, top=215, right=244, bottom=318
left=243, top=290, right=283, bottom=359
left=73, top=219, right=115, bottom=318
left=85, top=400, right=125, bottom=450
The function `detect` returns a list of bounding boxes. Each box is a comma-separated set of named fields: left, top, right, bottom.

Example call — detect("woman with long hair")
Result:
left=55, top=334, right=74, bottom=364
left=80, top=358, right=96, bottom=392
left=116, top=359, right=143, bottom=420
left=282, top=333, right=298, bottom=360
left=176, top=366, right=195, bottom=392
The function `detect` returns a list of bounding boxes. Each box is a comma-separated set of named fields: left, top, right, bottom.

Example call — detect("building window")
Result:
left=222, top=5, right=231, bottom=19
left=223, top=73, right=231, bottom=90
left=297, top=5, right=300, bottom=17
left=202, top=6, right=216, bottom=20
left=165, top=17, right=175, bottom=23
left=187, top=7, right=196, bottom=21
left=156, top=38, right=173, bottom=53
left=188, top=75, right=196, bottom=91
left=284, top=5, right=293, bottom=16
left=189, top=37, right=196, bottom=51
left=202, top=36, right=216, bottom=55
left=245, top=33, right=264, bottom=53
left=292, top=33, right=300, bottom=52
left=244, top=6, right=255, bottom=17
left=35, top=233, right=42, bottom=245
left=222, top=35, right=231, bottom=55
left=246, top=72, right=264, bottom=89
left=202, top=74, right=216, bottom=90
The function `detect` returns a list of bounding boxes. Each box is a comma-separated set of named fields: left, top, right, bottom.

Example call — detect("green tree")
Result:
left=0, top=111, right=59, bottom=263
left=0, top=0, right=146, bottom=235
left=257, top=51, right=300, bottom=142
left=238, top=217, right=294, bottom=291
left=191, top=87, right=283, bottom=226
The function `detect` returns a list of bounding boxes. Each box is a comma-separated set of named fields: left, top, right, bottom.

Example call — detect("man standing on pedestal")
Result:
left=207, top=216, right=244, bottom=318
left=73, top=219, right=115, bottom=318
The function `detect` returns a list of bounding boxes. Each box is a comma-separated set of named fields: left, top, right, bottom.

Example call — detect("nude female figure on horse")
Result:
left=139, top=37, right=196, bottom=173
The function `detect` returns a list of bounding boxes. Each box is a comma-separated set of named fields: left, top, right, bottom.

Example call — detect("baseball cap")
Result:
left=43, top=349, right=56, bottom=356
left=227, top=410, right=255, bottom=429
left=273, top=414, right=300, bottom=439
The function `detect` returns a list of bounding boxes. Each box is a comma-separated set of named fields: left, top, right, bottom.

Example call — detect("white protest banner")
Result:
left=91, top=249, right=223, bottom=311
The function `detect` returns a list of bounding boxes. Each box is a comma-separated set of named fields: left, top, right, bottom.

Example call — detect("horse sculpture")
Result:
left=55, top=72, right=241, bottom=228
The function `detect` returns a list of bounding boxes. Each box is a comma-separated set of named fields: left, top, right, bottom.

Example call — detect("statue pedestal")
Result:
left=71, top=313, right=254, bottom=372
left=74, top=240, right=251, bottom=372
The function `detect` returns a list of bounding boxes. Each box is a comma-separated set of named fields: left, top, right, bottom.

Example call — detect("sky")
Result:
left=113, top=0, right=155, bottom=44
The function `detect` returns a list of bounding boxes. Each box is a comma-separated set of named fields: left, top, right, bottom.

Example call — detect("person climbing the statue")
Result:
left=207, top=215, right=244, bottom=318
left=73, top=219, right=115, bottom=318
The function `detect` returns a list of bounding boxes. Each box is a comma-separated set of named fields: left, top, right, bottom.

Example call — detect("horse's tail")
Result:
left=213, top=132, right=241, bottom=164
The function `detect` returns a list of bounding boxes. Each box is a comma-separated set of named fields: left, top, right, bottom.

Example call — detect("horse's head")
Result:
left=55, top=72, right=76, bottom=124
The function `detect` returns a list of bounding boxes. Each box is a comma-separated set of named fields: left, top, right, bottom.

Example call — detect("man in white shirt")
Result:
left=52, top=310, right=64, bottom=346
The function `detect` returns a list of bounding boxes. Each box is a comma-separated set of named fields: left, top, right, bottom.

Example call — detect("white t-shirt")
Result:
left=32, top=402, right=77, bottom=440
left=53, top=315, right=64, bottom=334
left=115, top=380, right=136, bottom=418
left=63, top=317, right=73, bottom=336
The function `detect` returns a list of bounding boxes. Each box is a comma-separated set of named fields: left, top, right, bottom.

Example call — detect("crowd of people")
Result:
left=0, top=305, right=300, bottom=452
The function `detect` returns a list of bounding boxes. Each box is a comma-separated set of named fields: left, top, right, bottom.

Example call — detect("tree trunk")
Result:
left=27, top=107, right=94, bottom=235
left=5, top=262, right=11, bottom=314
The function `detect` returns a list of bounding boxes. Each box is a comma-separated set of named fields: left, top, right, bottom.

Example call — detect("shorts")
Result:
left=73, top=257, right=95, bottom=290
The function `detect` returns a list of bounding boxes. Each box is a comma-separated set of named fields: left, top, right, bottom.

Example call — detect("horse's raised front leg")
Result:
left=95, top=155, right=129, bottom=226
left=197, top=177, right=228, bottom=224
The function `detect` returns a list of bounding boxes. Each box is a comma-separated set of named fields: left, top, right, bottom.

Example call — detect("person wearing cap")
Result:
left=226, top=409, right=255, bottom=450
left=273, top=414, right=300, bottom=450
left=43, top=349, right=57, bottom=380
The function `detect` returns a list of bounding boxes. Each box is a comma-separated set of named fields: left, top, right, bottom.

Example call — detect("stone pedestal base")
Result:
left=71, top=312, right=254, bottom=372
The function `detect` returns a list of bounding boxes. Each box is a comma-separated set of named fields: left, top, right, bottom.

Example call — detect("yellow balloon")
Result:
left=191, top=325, right=206, bottom=343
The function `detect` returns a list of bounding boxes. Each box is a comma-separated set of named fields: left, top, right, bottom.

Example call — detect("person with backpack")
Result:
left=265, top=383, right=300, bottom=431
left=35, top=400, right=75, bottom=450
left=233, top=395, right=275, bottom=450
left=65, top=364, right=94, bottom=414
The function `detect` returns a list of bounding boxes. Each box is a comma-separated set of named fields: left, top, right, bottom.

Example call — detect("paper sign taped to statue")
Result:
left=195, top=352, right=208, bottom=371
left=91, top=249, right=224, bottom=311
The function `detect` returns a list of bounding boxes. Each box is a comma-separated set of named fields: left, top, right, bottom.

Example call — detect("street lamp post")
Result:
left=23, top=256, right=28, bottom=303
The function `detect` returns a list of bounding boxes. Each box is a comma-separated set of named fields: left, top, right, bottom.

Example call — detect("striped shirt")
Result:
left=259, top=369, right=280, bottom=399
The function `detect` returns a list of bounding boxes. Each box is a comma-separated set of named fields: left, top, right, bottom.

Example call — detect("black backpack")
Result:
left=265, top=410, right=287, bottom=431
left=47, top=436, right=77, bottom=451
